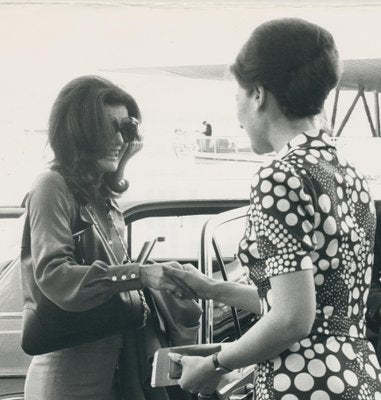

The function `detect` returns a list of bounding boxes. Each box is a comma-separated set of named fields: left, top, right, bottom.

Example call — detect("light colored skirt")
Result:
left=24, top=334, right=123, bottom=400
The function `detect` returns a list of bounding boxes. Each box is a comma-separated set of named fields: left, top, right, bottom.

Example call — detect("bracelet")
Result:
left=137, top=289, right=149, bottom=329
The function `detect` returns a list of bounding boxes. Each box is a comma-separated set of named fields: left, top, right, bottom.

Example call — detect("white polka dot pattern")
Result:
left=242, top=130, right=380, bottom=399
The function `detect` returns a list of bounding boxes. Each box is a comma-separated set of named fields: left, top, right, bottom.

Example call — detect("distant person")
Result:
left=201, top=121, right=213, bottom=152
left=21, top=75, right=193, bottom=400
left=202, top=121, right=212, bottom=137
left=165, top=18, right=381, bottom=399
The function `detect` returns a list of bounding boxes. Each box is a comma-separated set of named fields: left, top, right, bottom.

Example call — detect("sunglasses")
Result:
left=111, top=116, right=140, bottom=142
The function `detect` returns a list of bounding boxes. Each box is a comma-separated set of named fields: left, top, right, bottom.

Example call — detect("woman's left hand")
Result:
left=139, top=261, right=196, bottom=299
left=106, top=136, right=143, bottom=192
left=163, top=263, right=213, bottom=299
left=169, top=354, right=222, bottom=395
left=119, top=139, right=143, bottom=169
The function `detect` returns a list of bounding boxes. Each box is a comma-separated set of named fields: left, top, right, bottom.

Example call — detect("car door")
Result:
left=0, top=208, right=30, bottom=400
left=198, top=205, right=257, bottom=400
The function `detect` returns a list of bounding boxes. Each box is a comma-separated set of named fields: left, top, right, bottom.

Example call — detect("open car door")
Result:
left=198, top=205, right=256, bottom=400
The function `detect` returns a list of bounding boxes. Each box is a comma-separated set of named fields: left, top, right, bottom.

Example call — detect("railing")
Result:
left=196, top=136, right=251, bottom=154
left=195, top=135, right=273, bottom=163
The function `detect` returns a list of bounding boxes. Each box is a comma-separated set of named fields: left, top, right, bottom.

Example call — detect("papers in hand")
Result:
left=151, top=343, right=222, bottom=387
left=151, top=343, right=255, bottom=400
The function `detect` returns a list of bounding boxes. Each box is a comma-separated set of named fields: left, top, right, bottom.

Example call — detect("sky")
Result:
left=1, top=0, right=381, bottom=205
left=1, top=1, right=381, bottom=129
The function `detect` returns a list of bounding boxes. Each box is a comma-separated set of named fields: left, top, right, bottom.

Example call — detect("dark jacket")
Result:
left=21, top=170, right=142, bottom=316
left=20, top=170, right=194, bottom=400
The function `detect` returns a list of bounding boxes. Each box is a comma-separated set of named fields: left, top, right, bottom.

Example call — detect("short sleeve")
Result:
left=250, top=160, right=316, bottom=278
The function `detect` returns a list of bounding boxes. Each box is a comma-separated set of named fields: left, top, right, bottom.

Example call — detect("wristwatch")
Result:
left=212, top=353, right=232, bottom=374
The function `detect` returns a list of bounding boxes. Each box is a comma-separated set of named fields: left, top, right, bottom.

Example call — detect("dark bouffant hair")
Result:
left=230, top=18, right=341, bottom=118
left=49, top=75, right=141, bottom=204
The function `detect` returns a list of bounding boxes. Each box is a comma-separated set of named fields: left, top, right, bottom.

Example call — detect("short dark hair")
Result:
left=230, top=18, right=341, bottom=118
left=48, top=75, right=141, bottom=204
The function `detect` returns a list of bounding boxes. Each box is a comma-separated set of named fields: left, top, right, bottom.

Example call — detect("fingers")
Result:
left=136, top=130, right=144, bottom=141
left=165, top=282, right=197, bottom=299
left=163, top=265, right=187, bottom=278
left=182, top=263, right=201, bottom=274
left=163, top=267, right=199, bottom=299
left=121, top=141, right=143, bottom=161
left=165, top=260, right=186, bottom=270
left=162, top=263, right=189, bottom=284
left=166, top=262, right=201, bottom=277
left=160, top=269, right=196, bottom=297
left=166, top=288, right=191, bottom=300
left=129, top=139, right=144, bottom=146
left=168, top=352, right=183, bottom=364
left=125, top=141, right=143, bottom=154
left=176, top=356, right=216, bottom=395
left=142, top=263, right=196, bottom=298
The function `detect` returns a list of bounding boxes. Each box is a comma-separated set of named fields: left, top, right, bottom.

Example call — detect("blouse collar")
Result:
left=106, top=196, right=122, bottom=213
left=276, top=129, right=336, bottom=160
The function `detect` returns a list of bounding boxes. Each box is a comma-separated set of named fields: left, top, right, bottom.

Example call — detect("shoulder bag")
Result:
left=21, top=205, right=145, bottom=355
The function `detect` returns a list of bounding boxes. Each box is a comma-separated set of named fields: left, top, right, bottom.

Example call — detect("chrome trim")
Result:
left=199, top=205, right=249, bottom=344
left=123, top=199, right=249, bottom=224
left=0, top=397, right=24, bottom=400
left=0, top=208, right=25, bottom=219
left=0, top=312, right=23, bottom=319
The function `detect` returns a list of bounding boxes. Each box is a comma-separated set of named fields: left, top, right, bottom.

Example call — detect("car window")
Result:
left=213, top=216, right=247, bottom=260
left=130, top=214, right=213, bottom=260
left=129, top=208, right=249, bottom=262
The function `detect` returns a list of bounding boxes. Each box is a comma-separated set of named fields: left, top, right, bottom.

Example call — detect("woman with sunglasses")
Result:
left=21, top=76, right=192, bottom=399
left=165, top=18, right=381, bottom=399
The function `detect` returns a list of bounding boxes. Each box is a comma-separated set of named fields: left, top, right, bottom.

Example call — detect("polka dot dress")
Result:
left=238, top=129, right=381, bottom=399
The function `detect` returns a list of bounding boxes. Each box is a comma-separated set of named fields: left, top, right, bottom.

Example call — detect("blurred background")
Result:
left=1, top=0, right=381, bottom=206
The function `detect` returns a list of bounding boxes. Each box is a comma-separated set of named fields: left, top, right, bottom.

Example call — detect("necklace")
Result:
left=107, top=208, right=132, bottom=263
left=86, top=203, right=149, bottom=329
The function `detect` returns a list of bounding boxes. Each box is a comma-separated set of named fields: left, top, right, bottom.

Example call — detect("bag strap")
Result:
left=85, top=204, right=149, bottom=329
left=84, top=204, right=119, bottom=264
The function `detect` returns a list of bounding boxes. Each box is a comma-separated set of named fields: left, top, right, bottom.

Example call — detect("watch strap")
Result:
left=212, top=353, right=232, bottom=373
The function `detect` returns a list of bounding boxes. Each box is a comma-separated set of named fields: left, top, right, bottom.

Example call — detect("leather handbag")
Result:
left=21, top=205, right=145, bottom=356
left=121, top=289, right=202, bottom=400
left=148, top=288, right=202, bottom=346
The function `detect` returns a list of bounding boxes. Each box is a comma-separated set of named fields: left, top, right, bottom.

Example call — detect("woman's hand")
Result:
left=163, top=263, right=214, bottom=299
left=106, top=137, right=143, bottom=192
left=169, top=353, right=222, bottom=395
left=119, top=139, right=143, bottom=170
left=139, top=261, right=196, bottom=299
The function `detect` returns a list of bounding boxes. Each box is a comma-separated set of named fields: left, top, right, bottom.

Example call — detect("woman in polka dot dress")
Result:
left=164, top=18, right=381, bottom=399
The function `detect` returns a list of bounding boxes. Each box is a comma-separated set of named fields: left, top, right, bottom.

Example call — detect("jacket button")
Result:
left=121, top=275, right=127, bottom=280
left=112, top=276, right=117, bottom=281
left=108, top=240, right=113, bottom=246
left=130, top=273, right=136, bottom=279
